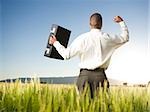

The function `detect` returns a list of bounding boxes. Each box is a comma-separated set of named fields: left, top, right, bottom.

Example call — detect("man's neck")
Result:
left=90, top=26, right=101, bottom=30
left=90, top=27, right=101, bottom=31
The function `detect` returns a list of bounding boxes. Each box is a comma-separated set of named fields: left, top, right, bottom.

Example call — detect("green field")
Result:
left=0, top=80, right=150, bottom=112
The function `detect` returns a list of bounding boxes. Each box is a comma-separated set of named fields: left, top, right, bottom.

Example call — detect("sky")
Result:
left=0, top=0, right=150, bottom=84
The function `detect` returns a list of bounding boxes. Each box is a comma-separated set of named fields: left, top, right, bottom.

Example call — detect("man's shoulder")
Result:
left=101, top=32, right=109, bottom=37
left=79, top=31, right=91, bottom=37
left=76, top=31, right=109, bottom=41
left=76, top=31, right=90, bottom=40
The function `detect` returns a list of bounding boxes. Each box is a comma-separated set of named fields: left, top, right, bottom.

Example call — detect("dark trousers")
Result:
left=76, top=68, right=109, bottom=98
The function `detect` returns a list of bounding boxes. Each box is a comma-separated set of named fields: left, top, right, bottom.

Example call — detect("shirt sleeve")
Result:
left=53, top=36, right=83, bottom=60
left=103, top=21, right=129, bottom=47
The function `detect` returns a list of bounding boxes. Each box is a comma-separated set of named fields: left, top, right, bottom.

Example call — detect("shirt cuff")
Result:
left=119, top=21, right=126, bottom=27
left=53, top=41, right=61, bottom=48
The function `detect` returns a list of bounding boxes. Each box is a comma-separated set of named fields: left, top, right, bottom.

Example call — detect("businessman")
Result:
left=49, top=13, right=129, bottom=98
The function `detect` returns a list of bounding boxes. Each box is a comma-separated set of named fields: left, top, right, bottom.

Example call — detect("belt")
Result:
left=80, top=67, right=104, bottom=72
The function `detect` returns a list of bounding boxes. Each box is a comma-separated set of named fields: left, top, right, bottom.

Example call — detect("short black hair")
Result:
left=90, top=13, right=102, bottom=29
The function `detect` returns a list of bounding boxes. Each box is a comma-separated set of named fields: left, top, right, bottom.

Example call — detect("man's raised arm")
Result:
left=104, top=16, right=129, bottom=45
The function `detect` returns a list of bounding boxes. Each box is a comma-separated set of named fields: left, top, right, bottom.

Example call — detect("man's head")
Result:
left=90, top=13, right=102, bottom=29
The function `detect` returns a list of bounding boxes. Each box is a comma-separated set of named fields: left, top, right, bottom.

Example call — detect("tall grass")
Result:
left=0, top=79, right=150, bottom=112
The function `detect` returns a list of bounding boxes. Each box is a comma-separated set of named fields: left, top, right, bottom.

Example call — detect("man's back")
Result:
left=52, top=20, right=128, bottom=69
left=74, top=29, right=103, bottom=69
left=49, top=13, right=129, bottom=98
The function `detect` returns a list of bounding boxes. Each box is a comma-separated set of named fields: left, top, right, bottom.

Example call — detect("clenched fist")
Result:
left=114, top=16, right=123, bottom=23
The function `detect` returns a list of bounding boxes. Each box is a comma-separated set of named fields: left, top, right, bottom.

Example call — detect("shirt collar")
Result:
left=90, top=28, right=101, bottom=32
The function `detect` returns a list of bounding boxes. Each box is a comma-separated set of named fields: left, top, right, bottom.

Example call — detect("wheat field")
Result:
left=0, top=79, right=150, bottom=112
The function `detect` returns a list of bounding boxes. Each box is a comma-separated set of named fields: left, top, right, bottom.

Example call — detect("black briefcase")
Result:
left=44, top=24, right=71, bottom=60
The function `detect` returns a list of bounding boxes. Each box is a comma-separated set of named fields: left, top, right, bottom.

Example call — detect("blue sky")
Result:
left=0, top=0, right=149, bottom=83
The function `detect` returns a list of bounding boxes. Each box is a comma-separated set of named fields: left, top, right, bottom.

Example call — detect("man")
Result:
left=49, top=13, right=129, bottom=98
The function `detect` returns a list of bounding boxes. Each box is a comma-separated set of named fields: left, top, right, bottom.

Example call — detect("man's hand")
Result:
left=49, top=35, right=57, bottom=45
left=114, top=16, right=123, bottom=23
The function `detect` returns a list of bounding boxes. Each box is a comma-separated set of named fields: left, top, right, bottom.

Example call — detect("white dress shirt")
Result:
left=53, top=21, right=129, bottom=70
